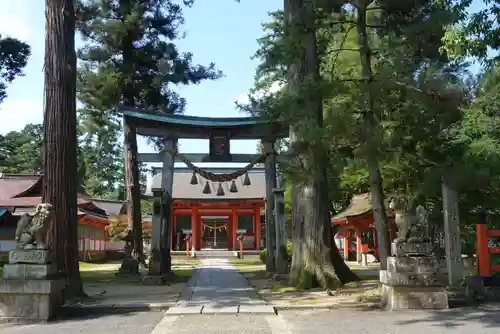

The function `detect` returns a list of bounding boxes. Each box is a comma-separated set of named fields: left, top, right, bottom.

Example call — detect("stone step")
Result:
left=165, top=304, right=275, bottom=315
left=171, top=250, right=261, bottom=259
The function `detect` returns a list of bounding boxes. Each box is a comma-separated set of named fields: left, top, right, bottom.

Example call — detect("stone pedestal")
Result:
left=381, top=242, right=448, bottom=310
left=0, top=250, right=64, bottom=322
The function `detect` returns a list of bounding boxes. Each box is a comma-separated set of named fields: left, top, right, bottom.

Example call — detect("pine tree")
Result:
left=76, top=0, right=222, bottom=193
left=0, top=35, right=31, bottom=104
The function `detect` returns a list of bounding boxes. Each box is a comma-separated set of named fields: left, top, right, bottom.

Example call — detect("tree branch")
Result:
left=330, top=25, right=356, bottom=68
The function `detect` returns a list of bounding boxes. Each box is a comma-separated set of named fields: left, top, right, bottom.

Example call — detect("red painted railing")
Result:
left=476, top=223, right=500, bottom=276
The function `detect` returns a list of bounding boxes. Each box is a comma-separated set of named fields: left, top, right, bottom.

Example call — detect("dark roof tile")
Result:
left=146, top=168, right=266, bottom=200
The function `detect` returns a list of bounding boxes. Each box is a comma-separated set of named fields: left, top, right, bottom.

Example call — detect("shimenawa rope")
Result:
left=161, top=147, right=266, bottom=182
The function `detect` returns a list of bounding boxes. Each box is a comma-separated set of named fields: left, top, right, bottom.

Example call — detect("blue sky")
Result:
left=0, top=0, right=283, bottom=170
left=0, top=0, right=487, bottom=170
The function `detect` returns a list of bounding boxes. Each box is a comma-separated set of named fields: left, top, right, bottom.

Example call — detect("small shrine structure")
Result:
left=332, top=193, right=396, bottom=262
left=121, top=106, right=288, bottom=277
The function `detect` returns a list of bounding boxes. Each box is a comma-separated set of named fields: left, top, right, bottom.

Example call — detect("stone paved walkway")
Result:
left=166, top=258, right=275, bottom=315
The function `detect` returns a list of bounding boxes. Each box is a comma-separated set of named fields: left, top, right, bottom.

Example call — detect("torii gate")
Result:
left=120, top=106, right=288, bottom=278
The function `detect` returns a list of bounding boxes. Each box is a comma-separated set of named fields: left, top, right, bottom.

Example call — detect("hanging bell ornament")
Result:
left=190, top=171, right=198, bottom=185
left=230, top=180, right=238, bottom=193
left=202, top=181, right=211, bottom=194
left=243, top=173, right=251, bottom=186
left=216, top=182, right=225, bottom=196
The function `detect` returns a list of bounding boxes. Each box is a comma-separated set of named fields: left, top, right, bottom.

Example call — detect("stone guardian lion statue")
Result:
left=389, top=196, right=430, bottom=243
left=15, top=203, right=53, bottom=249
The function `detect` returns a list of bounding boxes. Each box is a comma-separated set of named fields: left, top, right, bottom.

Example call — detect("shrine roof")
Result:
left=332, top=193, right=394, bottom=223
left=0, top=173, right=40, bottom=200
left=0, top=173, right=106, bottom=216
left=332, top=193, right=372, bottom=221
left=92, top=199, right=126, bottom=216
left=146, top=167, right=266, bottom=200
left=121, top=107, right=288, bottom=139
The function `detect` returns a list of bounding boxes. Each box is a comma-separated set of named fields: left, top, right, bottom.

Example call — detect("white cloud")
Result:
left=0, top=2, right=32, bottom=41
left=234, top=81, right=283, bottom=106
left=0, top=99, right=43, bottom=134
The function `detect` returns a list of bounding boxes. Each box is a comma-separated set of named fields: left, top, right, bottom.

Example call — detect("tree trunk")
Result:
left=286, top=0, right=358, bottom=288
left=43, top=0, right=85, bottom=299
left=355, top=0, right=391, bottom=269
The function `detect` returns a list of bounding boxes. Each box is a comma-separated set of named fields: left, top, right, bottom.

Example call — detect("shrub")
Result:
left=260, top=248, right=267, bottom=264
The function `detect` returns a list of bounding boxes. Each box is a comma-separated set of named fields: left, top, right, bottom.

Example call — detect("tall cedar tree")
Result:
left=0, top=34, right=31, bottom=104
left=282, top=0, right=359, bottom=287
left=76, top=0, right=221, bottom=262
left=43, top=0, right=85, bottom=298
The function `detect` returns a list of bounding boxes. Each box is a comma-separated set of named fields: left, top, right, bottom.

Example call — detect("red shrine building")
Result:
left=146, top=167, right=265, bottom=251
left=0, top=173, right=111, bottom=262
left=332, top=193, right=396, bottom=262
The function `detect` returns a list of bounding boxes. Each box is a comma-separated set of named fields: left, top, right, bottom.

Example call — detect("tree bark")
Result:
left=355, top=0, right=391, bottom=269
left=286, top=0, right=358, bottom=288
left=43, top=0, right=85, bottom=299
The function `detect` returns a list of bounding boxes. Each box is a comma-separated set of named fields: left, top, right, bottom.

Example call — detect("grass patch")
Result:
left=80, top=270, right=142, bottom=284
left=229, top=259, right=263, bottom=266
left=171, top=258, right=200, bottom=266
left=79, top=262, right=110, bottom=270
left=165, top=269, right=193, bottom=283
left=241, top=269, right=268, bottom=278
left=81, top=267, right=193, bottom=284
left=271, top=285, right=302, bottom=293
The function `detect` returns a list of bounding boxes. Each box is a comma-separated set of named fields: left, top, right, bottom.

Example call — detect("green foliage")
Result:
left=0, top=124, right=42, bottom=173
left=243, top=1, right=500, bottom=251
left=442, top=0, right=499, bottom=63
left=0, top=35, right=30, bottom=104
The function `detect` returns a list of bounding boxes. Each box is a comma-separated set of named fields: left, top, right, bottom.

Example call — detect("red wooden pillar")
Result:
left=343, top=229, right=349, bottom=260
left=476, top=220, right=490, bottom=276
left=192, top=208, right=199, bottom=250
left=355, top=227, right=362, bottom=263
left=227, top=215, right=233, bottom=249
left=232, top=208, right=238, bottom=250
left=104, top=224, right=108, bottom=252
left=254, top=208, right=261, bottom=250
